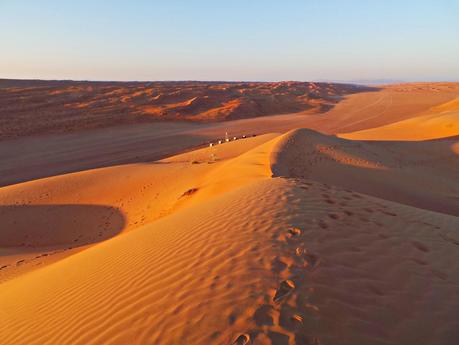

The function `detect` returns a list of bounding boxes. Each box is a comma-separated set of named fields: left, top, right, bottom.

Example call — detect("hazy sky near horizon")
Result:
left=1, top=0, right=459, bottom=82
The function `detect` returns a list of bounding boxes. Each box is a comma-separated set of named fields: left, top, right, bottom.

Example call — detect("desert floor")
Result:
left=0, top=82, right=458, bottom=345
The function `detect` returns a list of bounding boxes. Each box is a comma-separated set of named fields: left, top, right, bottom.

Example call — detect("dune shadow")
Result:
left=0, top=204, right=126, bottom=247
left=272, top=130, right=459, bottom=216
left=0, top=131, right=210, bottom=187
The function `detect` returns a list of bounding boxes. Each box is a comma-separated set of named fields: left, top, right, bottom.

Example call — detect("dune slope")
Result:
left=340, top=96, right=459, bottom=141
left=0, top=129, right=458, bottom=345
left=271, top=129, right=459, bottom=216
left=0, top=134, right=277, bottom=281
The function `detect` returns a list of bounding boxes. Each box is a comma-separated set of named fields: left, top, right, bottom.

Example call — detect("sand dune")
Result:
left=302, top=83, right=459, bottom=134
left=1, top=127, right=458, bottom=345
left=1, top=82, right=459, bottom=188
left=340, top=96, right=459, bottom=140
left=0, top=79, right=369, bottom=140
left=0, top=134, right=277, bottom=281
left=272, top=129, right=459, bottom=215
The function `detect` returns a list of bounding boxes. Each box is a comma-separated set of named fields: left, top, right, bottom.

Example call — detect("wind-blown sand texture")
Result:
left=0, top=82, right=458, bottom=345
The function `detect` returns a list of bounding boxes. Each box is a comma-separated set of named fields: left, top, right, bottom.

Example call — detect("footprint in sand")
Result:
left=253, top=304, right=275, bottom=326
left=233, top=333, right=250, bottom=345
left=291, top=314, right=303, bottom=325
left=273, top=280, right=296, bottom=303
left=295, top=247, right=320, bottom=270
left=271, top=257, right=288, bottom=274
left=288, top=227, right=302, bottom=238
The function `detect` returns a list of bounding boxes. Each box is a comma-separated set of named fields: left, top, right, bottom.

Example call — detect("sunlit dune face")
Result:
left=337, top=90, right=459, bottom=141
left=340, top=112, right=459, bottom=141
left=430, top=96, right=459, bottom=112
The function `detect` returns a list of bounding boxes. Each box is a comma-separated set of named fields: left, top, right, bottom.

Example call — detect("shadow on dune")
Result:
left=0, top=204, right=126, bottom=247
left=271, top=129, right=459, bottom=216
left=0, top=131, right=210, bottom=187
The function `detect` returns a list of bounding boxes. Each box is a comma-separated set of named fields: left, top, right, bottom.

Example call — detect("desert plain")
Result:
left=0, top=80, right=458, bottom=345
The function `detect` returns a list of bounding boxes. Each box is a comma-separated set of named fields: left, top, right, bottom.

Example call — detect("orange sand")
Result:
left=0, top=82, right=458, bottom=345
left=340, top=96, right=459, bottom=140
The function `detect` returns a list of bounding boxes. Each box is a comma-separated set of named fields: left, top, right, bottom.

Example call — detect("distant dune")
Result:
left=1, top=82, right=458, bottom=188
left=0, top=79, right=370, bottom=140
left=340, top=96, right=459, bottom=140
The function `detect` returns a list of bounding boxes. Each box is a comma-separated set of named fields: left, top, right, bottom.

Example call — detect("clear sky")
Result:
left=1, top=0, right=458, bottom=82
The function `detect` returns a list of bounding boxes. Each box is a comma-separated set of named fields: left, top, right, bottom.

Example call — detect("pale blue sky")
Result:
left=1, top=0, right=458, bottom=81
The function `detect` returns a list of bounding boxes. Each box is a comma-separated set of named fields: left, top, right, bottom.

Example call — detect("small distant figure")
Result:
left=225, top=131, right=230, bottom=142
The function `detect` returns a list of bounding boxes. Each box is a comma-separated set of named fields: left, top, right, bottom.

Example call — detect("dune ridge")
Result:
left=1, top=127, right=458, bottom=345
left=0, top=134, right=277, bottom=281
left=271, top=128, right=459, bottom=215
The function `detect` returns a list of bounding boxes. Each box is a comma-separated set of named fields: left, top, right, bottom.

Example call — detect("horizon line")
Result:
left=2, top=77, right=459, bottom=86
